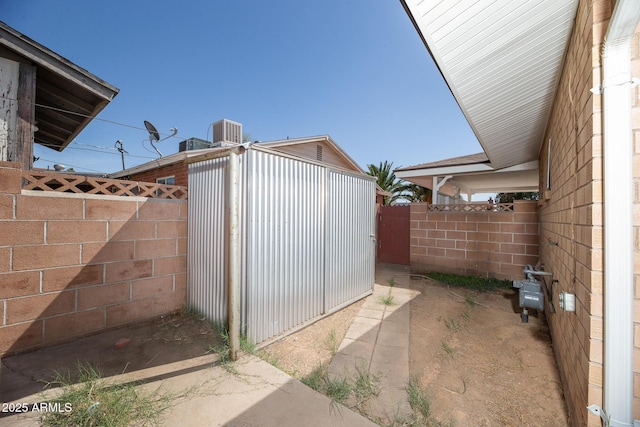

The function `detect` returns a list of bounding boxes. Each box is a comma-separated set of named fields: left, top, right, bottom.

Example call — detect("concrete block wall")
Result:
left=409, top=200, right=539, bottom=280
left=538, top=1, right=607, bottom=425
left=0, top=161, right=188, bottom=356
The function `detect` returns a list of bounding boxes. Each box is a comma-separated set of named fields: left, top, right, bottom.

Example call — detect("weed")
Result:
left=405, top=376, right=454, bottom=426
left=353, top=363, right=380, bottom=400
left=379, top=290, right=395, bottom=306
left=406, top=375, right=431, bottom=420
left=40, top=362, right=171, bottom=427
left=425, top=272, right=511, bottom=291
left=301, top=363, right=326, bottom=391
left=299, top=362, right=381, bottom=414
left=460, top=310, right=471, bottom=321
left=325, top=328, right=340, bottom=356
left=443, top=317, right=460, bottom=332
left=388, top=278, right=396, bottom=287
left=464, top=294, right=478, bottom=306
left=209, top=324, right=256, bottom=373
left=441, top=339, right=456, bottom=359
left=256, top=349, right=284, bottom=371
left=326, top=375, right=352, bottom=404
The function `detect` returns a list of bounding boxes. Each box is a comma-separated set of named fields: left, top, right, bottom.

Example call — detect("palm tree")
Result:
left=366, top=161, right=407, bottom=205
left=401, top=183, right=432, bottom=203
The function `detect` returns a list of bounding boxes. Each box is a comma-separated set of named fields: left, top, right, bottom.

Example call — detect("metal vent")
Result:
left=179, top=137, right=217, bottom=152
left=213, top=119, right=242, bottom=146
left=316, top=145, right=323, bottom=161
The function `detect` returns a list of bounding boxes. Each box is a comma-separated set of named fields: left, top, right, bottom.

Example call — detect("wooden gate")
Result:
left=377, top=205, right=410, bottom=265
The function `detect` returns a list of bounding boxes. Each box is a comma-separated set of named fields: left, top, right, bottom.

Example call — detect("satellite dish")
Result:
left=53, top=164, right=65, bottom=171
left=143, top=120, right=178, bottom=158
left=144, top=120, right=163, bottom=157
left=144, top=120, right=160, bottom=142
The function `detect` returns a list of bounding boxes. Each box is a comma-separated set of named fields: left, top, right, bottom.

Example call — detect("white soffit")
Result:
left=403, top=0, right=579, bottom=169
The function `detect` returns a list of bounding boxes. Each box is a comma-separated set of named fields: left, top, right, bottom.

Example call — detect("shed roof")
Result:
left=0, top=21, right=119, bottom=152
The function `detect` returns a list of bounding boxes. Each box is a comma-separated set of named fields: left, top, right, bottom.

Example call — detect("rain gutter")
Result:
left=596, top=1, right=640, bottom=425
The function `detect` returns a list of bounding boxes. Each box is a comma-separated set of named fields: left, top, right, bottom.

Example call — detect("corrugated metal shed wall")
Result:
left=188, top=146, right=375, bottom=344
left=244, top=149, right=326, bottom=343
left=325, top=170, right=376, bottom=310
left=187, top=157, right=230, bottom=325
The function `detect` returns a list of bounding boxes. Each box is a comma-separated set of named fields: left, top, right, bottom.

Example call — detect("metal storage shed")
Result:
left=187, top=143, right=376, bottom=345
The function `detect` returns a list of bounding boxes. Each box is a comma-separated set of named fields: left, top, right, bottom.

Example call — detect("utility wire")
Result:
left=0, top=94, right=182, bottom=139
left=35, top=158, right=106, bottom=174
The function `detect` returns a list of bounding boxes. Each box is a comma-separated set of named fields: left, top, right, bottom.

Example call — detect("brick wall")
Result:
left=0, top=161, right=188, bottom=356
left=538, top=1, right=606, bottom=425
left=409, top=200, right=539, bottom=280
left=127, top=162, right=188, bottom=187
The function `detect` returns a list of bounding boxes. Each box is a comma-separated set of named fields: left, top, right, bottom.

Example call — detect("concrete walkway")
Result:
left=2, top=352, right=377, bottom=427
left=328, top=263, right=414, bottom=423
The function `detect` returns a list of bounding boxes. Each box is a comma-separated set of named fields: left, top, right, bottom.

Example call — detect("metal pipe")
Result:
left=599, top=1, right=640, bottom=425
left=227, top=145, right=245, bottom=361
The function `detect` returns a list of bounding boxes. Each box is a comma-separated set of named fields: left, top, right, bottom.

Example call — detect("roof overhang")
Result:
left=396, top=156, right=539, bottom=198
left=0, top=21, right=119, bottom=152
left=400, top=0, right=579, bottom=170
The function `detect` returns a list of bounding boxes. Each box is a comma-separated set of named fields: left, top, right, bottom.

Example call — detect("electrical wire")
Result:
left=0, top=94, right=182, bottom=140
left=35, top=158, right=106, bottom=174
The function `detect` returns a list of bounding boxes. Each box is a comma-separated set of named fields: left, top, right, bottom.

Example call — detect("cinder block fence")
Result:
left=0, top=161, right=188, bottom=356
left=410, top=200, right=540, bottom=279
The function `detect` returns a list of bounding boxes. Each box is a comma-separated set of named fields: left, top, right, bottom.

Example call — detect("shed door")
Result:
left=377, top=205, right=410, bottom=265
left=324, top=170, right=376, bottom=311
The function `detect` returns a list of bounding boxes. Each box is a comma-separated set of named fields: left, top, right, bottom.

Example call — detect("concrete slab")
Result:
left=337, top=338, right=375, bottom=358
left=358, top=308, right=385, bottom=320
left=344, top=317, right=380, bottom=342
left=327, top=263, right=416, bottom=426
left=1, top=353, right=377, bottom=427
left=155, top=356, right=378, bottom=427
left=376, top=330, right=409, bottom=348
left=327, top=353, right=369, bottom=378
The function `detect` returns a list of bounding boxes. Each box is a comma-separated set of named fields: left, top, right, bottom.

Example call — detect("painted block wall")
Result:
left=409, top=200, right=539, bottom=280
left=537, top=1, right=619, bottom=425
left=0, top=161, right=188, bottom=356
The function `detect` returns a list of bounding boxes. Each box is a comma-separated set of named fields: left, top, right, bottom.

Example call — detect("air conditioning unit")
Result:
left=179, top=137, right=217, bottom=152
left=213, top=119, right=242, bottom=146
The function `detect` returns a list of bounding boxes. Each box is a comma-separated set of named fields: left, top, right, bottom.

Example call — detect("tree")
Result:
left=366, top=161, right=407, bottom=205
left=495, top=192, right=539, bottom=203
left=401, top=183, right=433, bottom=203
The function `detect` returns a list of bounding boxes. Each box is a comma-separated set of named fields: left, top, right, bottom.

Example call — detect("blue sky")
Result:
left=4, top=0, right=481, bottom=175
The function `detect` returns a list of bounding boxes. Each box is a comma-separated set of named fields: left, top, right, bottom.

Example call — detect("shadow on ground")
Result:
left=0, top=312, right=221, bottom=406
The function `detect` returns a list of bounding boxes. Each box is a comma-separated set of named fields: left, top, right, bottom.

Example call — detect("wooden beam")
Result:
left=17, top=62, right=36, bottom=169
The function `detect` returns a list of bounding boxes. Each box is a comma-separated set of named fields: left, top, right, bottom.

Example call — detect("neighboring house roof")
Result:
left=109, top=135, right=363, bottom=177
left=397, top=153, right=489, bottom=172
left=109, top=134, right=388, bottom=197
left=399, top=1, right=579, bottom=170
left=0, top=21, right=119, bottom=152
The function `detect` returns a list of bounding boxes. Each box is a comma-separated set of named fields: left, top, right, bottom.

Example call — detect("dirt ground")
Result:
left=4, top=276, right=569, bottom=426
left=262, top=276, right=569, bottom=426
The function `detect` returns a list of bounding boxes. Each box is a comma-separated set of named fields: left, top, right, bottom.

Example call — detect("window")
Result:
left=156, top=176, right=175, bottom=197
left=156, top=176, right=175, bottom=186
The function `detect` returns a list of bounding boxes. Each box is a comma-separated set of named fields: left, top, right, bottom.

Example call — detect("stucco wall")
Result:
left=409, top=200, right=539, bottom=280
left=0, top=162, right=188, bottom=356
